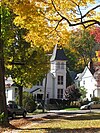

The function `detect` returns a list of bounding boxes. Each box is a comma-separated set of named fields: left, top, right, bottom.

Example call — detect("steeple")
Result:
left=50, top=44, right=67, bottom=62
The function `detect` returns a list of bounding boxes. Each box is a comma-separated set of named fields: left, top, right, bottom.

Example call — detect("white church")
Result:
left=29, top=44, right=69, bottom=102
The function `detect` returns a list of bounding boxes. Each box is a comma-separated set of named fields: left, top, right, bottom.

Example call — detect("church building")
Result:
left=30, top=44, right=69, bottom=102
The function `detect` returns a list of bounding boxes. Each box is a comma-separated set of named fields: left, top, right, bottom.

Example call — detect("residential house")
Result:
left=75, top=61, right=100, bottom=101
left=5, top=76, right=18, bottom=104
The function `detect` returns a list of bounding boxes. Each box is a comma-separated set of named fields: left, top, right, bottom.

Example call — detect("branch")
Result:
left=51, top=0, right=71, bottom=25
left=51, top=0, right=100, bottom=28
left=47, top=18, right=63, bottom=37
left=81, top=5, right=100, bottom=19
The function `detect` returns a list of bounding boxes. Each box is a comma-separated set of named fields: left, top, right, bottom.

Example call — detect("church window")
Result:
left=57, top=89, right=63, bottom=98
left=58, top=76, right=63, bottom=85
left=61, top=62, right=64, bottom=69
left=56, top=62, right=60, bottom=69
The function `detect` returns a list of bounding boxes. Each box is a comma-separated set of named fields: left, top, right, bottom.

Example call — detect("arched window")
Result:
left=56, top=62, right=60, bottom=69
left=61, top=62, right=64, bottom=69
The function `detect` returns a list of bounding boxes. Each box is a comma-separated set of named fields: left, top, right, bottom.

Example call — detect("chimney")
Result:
left=88, top=59, right=95, bottom=74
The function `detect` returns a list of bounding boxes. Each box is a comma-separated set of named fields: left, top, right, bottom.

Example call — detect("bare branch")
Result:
left=51, top=0, right=100, bottom=28
left=55, top=18, right=63, bottom=30
left=81, top=5, right=100, bottom=19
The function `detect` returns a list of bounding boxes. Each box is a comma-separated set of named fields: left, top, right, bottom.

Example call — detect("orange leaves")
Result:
left=90, top=27, right=100, bottom=43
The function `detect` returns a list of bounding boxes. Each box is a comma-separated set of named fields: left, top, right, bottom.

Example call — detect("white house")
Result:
left=30, top=44, right=69, bottom=102
left=75, top=62, right=100, bottom=101
left=5, top=76, right=18, bottom=104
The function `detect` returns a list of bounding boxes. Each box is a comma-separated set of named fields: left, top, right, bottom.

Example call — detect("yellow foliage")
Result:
left=2, top=0, right=99, bottom=52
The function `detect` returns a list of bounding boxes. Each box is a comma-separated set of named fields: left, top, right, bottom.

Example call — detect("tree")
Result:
left=79, top=86, right=87, bottom=100
left=1, top=4, right=50, bottom=126
left=16, top=92, right=37, bottom=113
left=64, top=48, right=83, bottom=72
left=2, top=4, right=50, bottom=96
left=0, top=39, right=9, bottom=126
left=65, top=84, right=81, bottom=105
left=3, top=0, right=100, bottom=50
left=90, top=26, right=100, bottom=44
left=0, top=5, right=14, bottom=126
left=69, top=29, right=97, bottom=67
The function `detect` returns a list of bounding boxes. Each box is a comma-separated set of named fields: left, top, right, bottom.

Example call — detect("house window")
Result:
left=78, top=81, right=80, bottom=87
left=58, top=76, right=63, bottom=85
left=57, top=89, right=63, bottom=98
left=47, top=94, right=49, bottom=98
left=83, top=80, right=85, bottom=85
left=37, top=81, right=43, bottom=86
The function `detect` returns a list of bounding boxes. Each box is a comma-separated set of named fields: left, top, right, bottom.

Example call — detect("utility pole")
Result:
left=43, top=74, right=47, bottom=113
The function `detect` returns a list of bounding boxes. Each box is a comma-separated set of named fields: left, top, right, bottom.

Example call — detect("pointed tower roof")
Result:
left=50, top=44, right=68, bottom=62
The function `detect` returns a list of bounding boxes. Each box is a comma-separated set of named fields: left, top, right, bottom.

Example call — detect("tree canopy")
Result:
left=1, top=5, right=50, bottom=88
left=2, top=0, right=100, bottom=51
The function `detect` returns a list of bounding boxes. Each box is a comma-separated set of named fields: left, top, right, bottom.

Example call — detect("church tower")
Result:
left=50, top=44, right=68, bottom=99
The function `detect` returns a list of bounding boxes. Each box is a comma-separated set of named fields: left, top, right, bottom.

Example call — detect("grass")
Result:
left=27, top=109, right=43, bottom=116
left=64, top=107, right=80, bottom=111
left=20, top=112, right=100, bottom=133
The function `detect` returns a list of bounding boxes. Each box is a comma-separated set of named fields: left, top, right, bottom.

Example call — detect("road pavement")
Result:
left=27, top=109, right=100, bottom=119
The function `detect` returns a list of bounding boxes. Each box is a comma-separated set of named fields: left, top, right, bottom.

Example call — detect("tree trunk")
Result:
left=18, top=85, right=23, bottom=107
left=0, top=40, right=9, bottom=126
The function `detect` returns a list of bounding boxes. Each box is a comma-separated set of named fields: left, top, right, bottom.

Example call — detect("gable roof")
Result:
left=76, top=62, right=100, bottom=87
left=5, top=76, right=14, bottom=88
left=75, top=66, right=94, bottom=81
left=50, top=44, right=68, bottom=62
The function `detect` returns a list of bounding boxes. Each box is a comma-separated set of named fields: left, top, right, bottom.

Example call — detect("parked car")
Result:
left=80, top=101, right=100, bottom=110
left=7, top=102, right=27, bottom=119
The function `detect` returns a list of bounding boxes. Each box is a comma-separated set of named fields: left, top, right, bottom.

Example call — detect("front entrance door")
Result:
left=37, top=94, right=43, bottom=100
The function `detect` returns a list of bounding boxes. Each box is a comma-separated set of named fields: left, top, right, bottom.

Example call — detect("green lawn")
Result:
left=64, top=107, right=80, bottom=111
left=21, top=112, right=100, bottom=133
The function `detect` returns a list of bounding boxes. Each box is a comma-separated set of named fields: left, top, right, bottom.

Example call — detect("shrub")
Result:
left=16, top=92, right=37, bottom=113
left=22, top=92, right=37, bottom=113
left=91, top=97, right=100, bottom=101
left=0, top=112, right=4, bottom=124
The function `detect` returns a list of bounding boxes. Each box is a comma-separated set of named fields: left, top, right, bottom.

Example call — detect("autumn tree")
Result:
left=90, top=26, right=100, bottom=44
left=64, top=48, right=83, bottom=72
left=0, top=5, right=14, bottom=126
left=69, top=29, right=97, bottom=68
left=1, top=4, right=49, bottom=126
left=3, top=0, right=100, bottom=50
